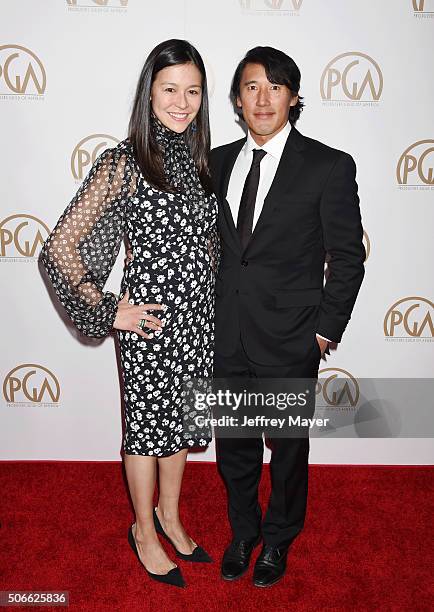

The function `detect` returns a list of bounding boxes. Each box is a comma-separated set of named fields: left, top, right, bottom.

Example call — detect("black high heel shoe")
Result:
left=153, top=507, right=213, bottom=563
left=128, top=524, right=186, bottom=588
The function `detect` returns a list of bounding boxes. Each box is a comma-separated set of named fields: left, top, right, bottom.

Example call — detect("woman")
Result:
left=40, top=39, right=219, bottom=588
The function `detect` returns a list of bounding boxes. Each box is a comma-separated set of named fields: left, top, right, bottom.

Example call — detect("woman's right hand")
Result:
left=123, top=245, right=133, bottom=268
left=113, top=289, right=164, bottom=339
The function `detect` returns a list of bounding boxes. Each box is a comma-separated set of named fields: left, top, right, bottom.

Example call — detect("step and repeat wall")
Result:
left=1, top=0, right=433, bottom=462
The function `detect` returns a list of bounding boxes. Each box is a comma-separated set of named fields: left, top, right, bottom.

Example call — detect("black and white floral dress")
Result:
left=40, top=127, right=219, bottom=457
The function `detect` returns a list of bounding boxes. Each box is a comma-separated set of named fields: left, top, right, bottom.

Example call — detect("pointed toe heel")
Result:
left=153, top=508, right=213, bottom=563
left=147, top=566, right=185, bottom=588
left=177, top=544, right=213, bottom=563
left=128, top=525, right=186, bottom=588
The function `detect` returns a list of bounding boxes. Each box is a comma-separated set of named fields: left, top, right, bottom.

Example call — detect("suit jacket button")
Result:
left=235, top=289, right=239, bottom=294
left=241, top=259, right=248, bottom=266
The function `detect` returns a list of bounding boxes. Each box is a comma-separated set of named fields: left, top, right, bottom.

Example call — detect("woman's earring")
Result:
left=191, top=120, right=197, bottom=133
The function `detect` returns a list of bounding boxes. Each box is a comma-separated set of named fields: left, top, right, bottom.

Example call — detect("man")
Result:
left=210, top=47, right=365, bottom=588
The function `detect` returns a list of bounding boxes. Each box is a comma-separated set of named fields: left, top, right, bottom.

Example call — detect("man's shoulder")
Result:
left=299, top=130, right=355, bottom=165
left=210, top=137, right=246, bottom=161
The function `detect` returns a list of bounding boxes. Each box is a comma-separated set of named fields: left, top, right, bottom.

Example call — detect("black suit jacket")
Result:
left=210, top=126, right=366, bottom=366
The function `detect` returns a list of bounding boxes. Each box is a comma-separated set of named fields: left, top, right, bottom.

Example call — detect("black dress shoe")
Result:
left=221, top=536, right=261, bottom=581
left=253, top=544, right=289, bottom=588
left=153, top=508, right=213, bottom=563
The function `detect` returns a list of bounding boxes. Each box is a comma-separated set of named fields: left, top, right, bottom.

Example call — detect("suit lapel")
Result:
left=245, top=127, right=307, bottom=251
left=217, top=127, right=308, bottom=255
left=218, top=139, right=245, bottom=252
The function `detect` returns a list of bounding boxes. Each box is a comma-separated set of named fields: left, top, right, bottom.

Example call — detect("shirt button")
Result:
left=241, top=260, right=248, bottom=266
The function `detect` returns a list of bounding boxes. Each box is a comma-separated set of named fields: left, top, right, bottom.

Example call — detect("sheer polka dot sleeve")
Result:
left=40, top=144, right=137, bottom=338
left=207, top=221, right=221, bottom=276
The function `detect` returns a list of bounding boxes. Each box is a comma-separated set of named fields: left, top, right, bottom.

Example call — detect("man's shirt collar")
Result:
left=244, top=121, right=291, bottom=161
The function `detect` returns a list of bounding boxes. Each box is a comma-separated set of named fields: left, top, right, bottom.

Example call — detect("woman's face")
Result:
left=151, top=62, right=203, bottom=133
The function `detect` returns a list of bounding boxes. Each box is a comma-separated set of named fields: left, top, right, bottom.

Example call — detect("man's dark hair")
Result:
left=231, top=46, right=304, bottom=125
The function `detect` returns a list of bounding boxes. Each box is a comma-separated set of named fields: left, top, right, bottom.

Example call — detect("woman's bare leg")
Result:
left=124, top=453, right=177, bottom=573
left=156, top=448, right=196, bottom=555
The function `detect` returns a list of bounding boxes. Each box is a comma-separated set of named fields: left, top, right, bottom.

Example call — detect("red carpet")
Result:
left=1, top=462, right=433, bottom=611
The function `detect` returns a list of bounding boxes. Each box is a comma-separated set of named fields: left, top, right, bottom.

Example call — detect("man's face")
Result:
left=236, top=62, right=298, bottom=144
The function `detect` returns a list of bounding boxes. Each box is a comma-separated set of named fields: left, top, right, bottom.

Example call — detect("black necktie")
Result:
left=236, top=148, right=267, bottom=249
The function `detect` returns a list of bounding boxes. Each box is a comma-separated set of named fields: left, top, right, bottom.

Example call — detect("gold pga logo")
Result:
left=396, top=140, right=434, bottom=189
left=0, top=45, right=46, bottom=97
left=0, top=214, right=50, bottom=260
left=384, top=297, right=434, bottom=340
left=3, top=364, right=60, bottom=405
left=239, top=0, right=303, bottom=14
left=316, top=368, right=359, bottom=410
left=71, top=134, right=119, bottom=181
left=67, top=0, right=128, bottom=6
left=320, top=52, right=383, bottom=105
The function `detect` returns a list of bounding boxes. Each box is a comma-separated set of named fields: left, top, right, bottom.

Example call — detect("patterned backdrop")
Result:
left=1, top=0, right=433, bottom=462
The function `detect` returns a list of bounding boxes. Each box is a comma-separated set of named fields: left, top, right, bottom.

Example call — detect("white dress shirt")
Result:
left=226, top=121, right=332, bottom=346
left=226, top=121, right=291, bottom=232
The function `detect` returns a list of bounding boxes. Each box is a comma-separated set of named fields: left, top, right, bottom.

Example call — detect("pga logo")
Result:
left=320, top=52, right=383, bottom=102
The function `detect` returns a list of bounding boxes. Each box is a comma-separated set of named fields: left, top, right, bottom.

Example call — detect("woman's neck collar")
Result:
left=151, top=111, right=184, bottom=143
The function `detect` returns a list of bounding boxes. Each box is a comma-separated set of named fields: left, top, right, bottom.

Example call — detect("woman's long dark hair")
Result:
left=128, top=39, right=212, bottom=194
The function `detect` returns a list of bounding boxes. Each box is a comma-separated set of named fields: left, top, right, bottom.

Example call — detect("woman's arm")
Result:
left=207, top=223, right=220, bottom=276
left=40, top=145, right=137, bottom=338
